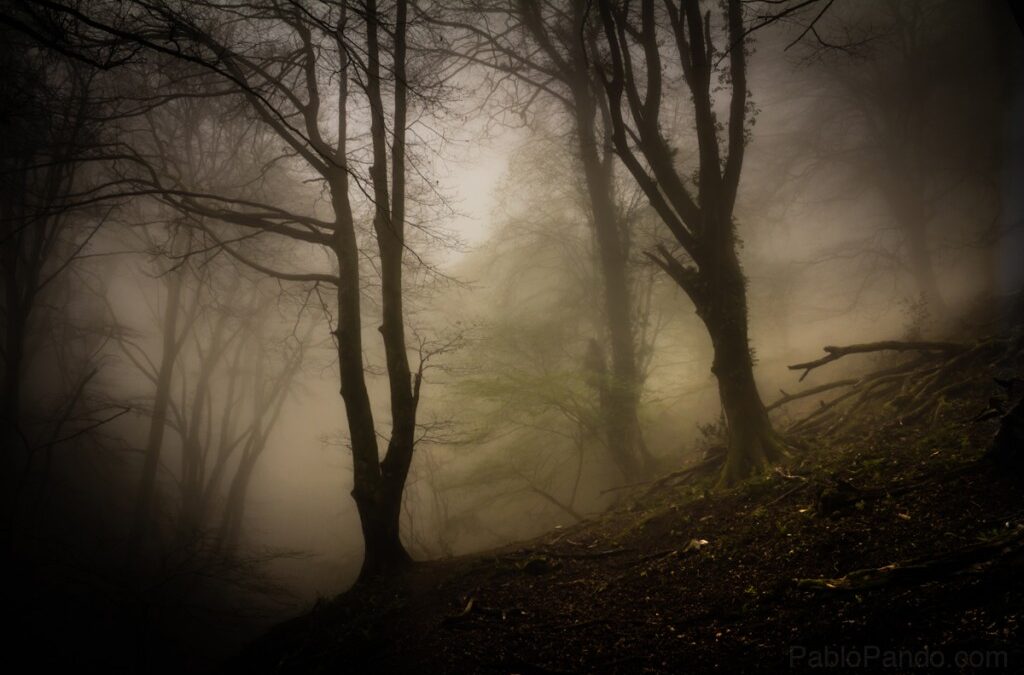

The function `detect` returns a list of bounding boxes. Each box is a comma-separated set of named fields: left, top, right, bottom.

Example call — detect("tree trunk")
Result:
left=697, top=250, right=785, bottom=487
left=881, top=150, right=947, bottom=319
left=355, top=474, right=411, bottom=579
left=330, top=218, right=410, bottom=581
left=568, top=31, right=646, bottom=481
left=0, top=252, right=27, bottom=556
left=594, top=0, right=786, bottom=487
left=219, top=453, right=255, bottom=555
left=577, top=146, right=644, bottom=480
left=903, top=212, right=947, bottom=319
left=130, top=260, right=185, bottom=548
left=323, top=0, right=405, bottom=582
left=1, top=281, right=24, bottom=431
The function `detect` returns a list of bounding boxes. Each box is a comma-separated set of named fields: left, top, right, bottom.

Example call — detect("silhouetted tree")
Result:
left=34, top=0, right=446, bottom=580
left=0, top=19, right=126, bottom=553
left=590, top=0, right=785, bottom=485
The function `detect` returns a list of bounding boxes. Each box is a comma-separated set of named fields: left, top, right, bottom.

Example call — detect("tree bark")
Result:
left=701, top=262, right=784, bottom=486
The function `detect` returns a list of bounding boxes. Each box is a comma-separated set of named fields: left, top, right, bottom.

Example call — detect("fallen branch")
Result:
left=768, top=379, right=858, bottom=411
left=796, top=525, right=1024, bottom=592
left=647, top=454, right=724, bottom=490
left=765, top=483, right=808, bottom=507
left=788, top=341, right=965, bottom=381
left=782, top=357, right=932, bottom=433
left=780, top=337, right=1018, bottom=439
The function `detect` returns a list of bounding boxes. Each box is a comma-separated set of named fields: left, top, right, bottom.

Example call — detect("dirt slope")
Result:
left=231, top=344, right=1024, bottom=674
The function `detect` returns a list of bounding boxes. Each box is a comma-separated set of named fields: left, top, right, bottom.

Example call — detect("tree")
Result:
left=119, top=81, right=278, bottom=548
left=791, top=0, right=1012, bottom=320
left=590, top=0, right=785, bottom=485
left=441, top=0, right=652, bottom=481
left=0, top=18, right=126, bottom=553
left=437, top=135, right=667, bottom=516
left=21, top=0, right=448, bottom=580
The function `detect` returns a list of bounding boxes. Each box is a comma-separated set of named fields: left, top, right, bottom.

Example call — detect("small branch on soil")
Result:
left=795, top=525, right=1024, bottom=592
left=543, top=547, right=635, bottom=560
left=765, top=483, right=808, bottom=506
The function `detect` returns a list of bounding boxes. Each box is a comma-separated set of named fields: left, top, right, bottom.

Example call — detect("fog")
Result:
left=2, top=0, right=1022, bottom=671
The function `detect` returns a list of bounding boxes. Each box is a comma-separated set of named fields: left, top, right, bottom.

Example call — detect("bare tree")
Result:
left=18, top=0, right=450, bottom=579
left=590, top=0, right=785, bottom=485
left=790, top=0, right=1012, bottom=320
left=0, top=19, right=127, bottom=553
left=439, top=0, right=653, bottom=481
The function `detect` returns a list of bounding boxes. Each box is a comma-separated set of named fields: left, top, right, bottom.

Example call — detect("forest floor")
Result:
left=232, top=338, right=1024, bottom=674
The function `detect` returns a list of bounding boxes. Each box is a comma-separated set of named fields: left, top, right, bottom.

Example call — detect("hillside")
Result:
left=231, top=335, right=1024, bottom=674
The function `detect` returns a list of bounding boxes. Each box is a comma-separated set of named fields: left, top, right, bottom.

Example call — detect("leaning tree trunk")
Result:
left=699, top=248, right=785, bottom=487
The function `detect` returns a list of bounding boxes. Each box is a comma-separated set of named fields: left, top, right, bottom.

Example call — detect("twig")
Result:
left=33, top=407, right=132, bottom=449
left=765, top=483, right=808, bottom=507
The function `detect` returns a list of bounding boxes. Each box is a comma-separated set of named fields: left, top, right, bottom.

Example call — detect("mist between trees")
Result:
left=1, top=0, right=1020, bottom=670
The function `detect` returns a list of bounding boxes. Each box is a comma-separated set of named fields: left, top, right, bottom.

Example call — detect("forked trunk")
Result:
left=354, top=474, right=412, bottom=582
left=352, top=0, right=417, bottom=583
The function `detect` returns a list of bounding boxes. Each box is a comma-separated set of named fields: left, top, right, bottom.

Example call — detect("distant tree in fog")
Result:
left=15, top=0, right=456, bottom=581
left=432, top=139, right=667, bottom=529
left=440, top=0, right=654, bottom=483
left=789, top=0, right=1013, bottom=320
left=112, top=252, right=309, bottom=553
left=0, top=20, right=128, bottom=555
